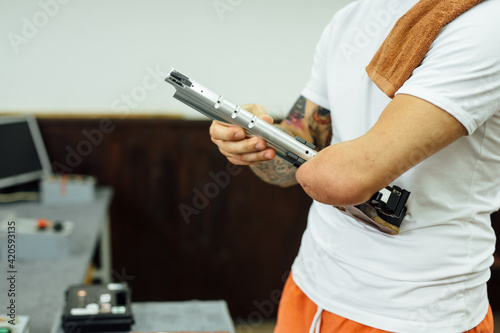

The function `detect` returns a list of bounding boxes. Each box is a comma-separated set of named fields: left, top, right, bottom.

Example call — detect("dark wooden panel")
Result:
left=489, top=210, right=500, bottom=312
left=37, top=117, right=310, bottom=319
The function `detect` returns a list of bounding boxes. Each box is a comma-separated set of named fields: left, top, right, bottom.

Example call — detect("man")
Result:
left=210, top=0, right=500, bottom=331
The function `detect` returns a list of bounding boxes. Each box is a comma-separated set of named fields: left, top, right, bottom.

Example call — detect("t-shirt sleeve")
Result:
left=301, top=18, right=335, bottom=110
left=396, top=3, right=500, bottom=135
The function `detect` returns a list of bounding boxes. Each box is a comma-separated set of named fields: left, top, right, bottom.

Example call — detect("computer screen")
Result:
left=0, top=116, right=52, bottom=189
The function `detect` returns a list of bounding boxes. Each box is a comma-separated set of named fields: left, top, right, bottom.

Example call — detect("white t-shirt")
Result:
left=293, top=0, right=500, bottom=332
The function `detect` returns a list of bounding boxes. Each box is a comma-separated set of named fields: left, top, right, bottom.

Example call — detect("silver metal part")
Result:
left=165, top=68, right=317, bottom=167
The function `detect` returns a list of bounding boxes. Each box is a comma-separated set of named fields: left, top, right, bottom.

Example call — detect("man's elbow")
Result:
left=295, top=163, right=374, bottom=206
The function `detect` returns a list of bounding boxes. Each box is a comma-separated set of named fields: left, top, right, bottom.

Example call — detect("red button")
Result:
left=37, top=219, right=51, bottom=229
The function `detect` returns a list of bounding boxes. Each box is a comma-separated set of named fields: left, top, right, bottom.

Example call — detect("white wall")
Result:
left=0, top=0, right=353, bottom=119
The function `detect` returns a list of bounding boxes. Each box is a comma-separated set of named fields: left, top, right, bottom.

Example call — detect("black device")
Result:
left=0, top=116, right=52, bottom=190
left=369, top=186, right=411, bottom=227
left=61, top=283, right=134, bottom=333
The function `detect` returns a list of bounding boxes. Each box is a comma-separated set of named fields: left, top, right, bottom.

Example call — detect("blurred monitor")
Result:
left=0, top=115, right=52, bottom=190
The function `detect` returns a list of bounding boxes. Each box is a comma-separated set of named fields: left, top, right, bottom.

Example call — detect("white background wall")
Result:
left=0, top=0, right=353, bottom=119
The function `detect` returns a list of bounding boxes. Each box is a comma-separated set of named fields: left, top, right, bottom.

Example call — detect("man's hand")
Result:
left=209, top=104, right=277, bottom=166
left=210, top=96, right=332, bottom=187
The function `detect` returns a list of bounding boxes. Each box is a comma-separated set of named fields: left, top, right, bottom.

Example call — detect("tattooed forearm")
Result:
left=285, top=96, right=332, bottom=150
left=249, top=124, right=298, bottom=187
left=309, top=105, right=332, bottom=150
left=248, top=97, right=332, bottom=187
left=250, top=156, right=298, bottom=187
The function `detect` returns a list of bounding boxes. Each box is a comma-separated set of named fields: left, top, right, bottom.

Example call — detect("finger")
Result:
left=241, top=104, right=274, bottom=124
left=211, top=136, right=267, bottom=155
left=210, top=120, right=245, bottom=141
left=225, top=148, right=277, bottom=165
left=260, top=114, right=274, bottom=125
left=226, top=157, right=253, bottom=166
left=242, top=103, right=268, bottom=117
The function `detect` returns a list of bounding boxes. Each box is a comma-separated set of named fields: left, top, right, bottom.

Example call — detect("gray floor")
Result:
left=235, top=320, right=275, bottom=333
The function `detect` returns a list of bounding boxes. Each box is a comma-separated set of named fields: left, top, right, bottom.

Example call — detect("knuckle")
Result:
left=253, top=104, right=267, bottom=116
left=237, top=153, right=246, bottom=162
left=209, top=123, right=218, bottom=138
left=249, top=137, right=263, bottom=151
left=239, top=153, right=250, bottom=163
left=228, top=157, right=245, bottom=166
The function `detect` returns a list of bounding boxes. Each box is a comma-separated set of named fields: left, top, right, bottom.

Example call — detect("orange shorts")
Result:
left=274, top=273, right=493, bottom=333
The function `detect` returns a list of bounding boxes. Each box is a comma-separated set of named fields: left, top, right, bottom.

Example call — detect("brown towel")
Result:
left=366, top=0, right=484, bottom=99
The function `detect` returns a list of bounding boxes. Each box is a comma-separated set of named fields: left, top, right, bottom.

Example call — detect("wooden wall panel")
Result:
left=489, top=211, right=500, bottom=311
left=37, top=117, right=311, bottom=319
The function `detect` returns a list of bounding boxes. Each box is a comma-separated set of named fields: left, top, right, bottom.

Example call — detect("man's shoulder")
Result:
left=437, top=0, right=500, bottom=55
left=448, top=0, right=500, bottom=30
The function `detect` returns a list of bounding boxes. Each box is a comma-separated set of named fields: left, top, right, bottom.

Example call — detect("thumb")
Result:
left=260, top=114, right=274, bottom=125
left=242, top=103, right=274, bottom=125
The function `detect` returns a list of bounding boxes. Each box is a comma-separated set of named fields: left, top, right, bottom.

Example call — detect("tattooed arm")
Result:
left=282, top=96, right=332, bottom=151
left=248, top=124, right=299, bottom=187
left=248, top=96, right=332, bottom=187
left=210, top=96, right=331, bottom=187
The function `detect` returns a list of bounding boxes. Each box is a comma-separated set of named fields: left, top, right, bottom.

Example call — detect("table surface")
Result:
left=51, top=300, right=236, bottom=333
left=0, top=187, right=113, bottom=333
